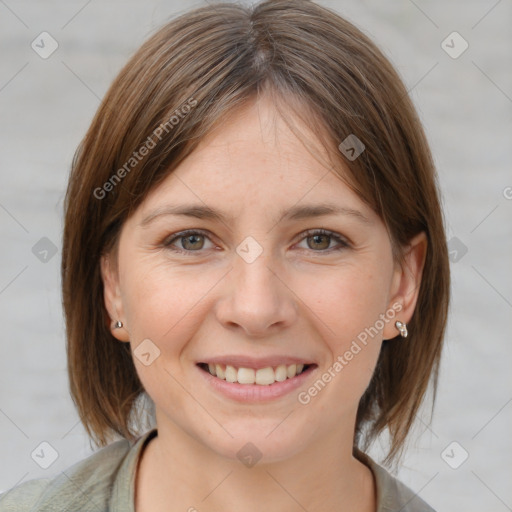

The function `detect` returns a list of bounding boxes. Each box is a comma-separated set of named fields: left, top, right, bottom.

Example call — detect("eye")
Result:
left=163, top=229, right=215, bottom=253
left=295, top=229, right=350, bottom=253
left=162, top=228, right=350, bottom=256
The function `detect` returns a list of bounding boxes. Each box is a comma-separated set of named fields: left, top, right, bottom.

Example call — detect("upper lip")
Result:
left=198, top=355, right=315, bottom=369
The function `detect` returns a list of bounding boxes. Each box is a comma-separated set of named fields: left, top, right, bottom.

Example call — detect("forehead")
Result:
left=135, top=95, right=376, bottom=225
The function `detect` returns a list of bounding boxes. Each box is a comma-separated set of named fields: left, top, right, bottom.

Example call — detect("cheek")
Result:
left=121, top=261, right=223, bottom=354
left=311, top=266, right=390, bottom=342
left=300, top=267, right=389, bottom=403
left=119, top=263, right=216, bottom=408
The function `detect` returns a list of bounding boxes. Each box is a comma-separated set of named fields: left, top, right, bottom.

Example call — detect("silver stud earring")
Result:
left=395, top=320, right=408, bottom=338
left=114, top=320, right=123, bottom=329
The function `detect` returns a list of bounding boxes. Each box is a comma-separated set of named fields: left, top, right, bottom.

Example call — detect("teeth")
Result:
left=215, top=364, right=225, bottom=379
left=225, top=365, right=237, bottom=383
left=238, top=367, right=255, bottom=384
left=205, top=363, right=307, bottom=385
left=275, top=364, right=287, bottom=382
left=255, top=367, right=275, bottom=385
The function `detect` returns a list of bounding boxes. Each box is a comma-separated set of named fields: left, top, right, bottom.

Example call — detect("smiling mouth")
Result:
left=197, top=362, right=315, bottom=386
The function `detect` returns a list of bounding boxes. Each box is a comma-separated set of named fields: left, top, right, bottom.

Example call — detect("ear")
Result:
left=100, top=252, right=130, bottom=342
left=383, top=231, right=427, bottom=340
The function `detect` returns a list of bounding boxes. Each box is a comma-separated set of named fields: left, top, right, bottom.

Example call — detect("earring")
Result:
left=395, top=320, right=407, bottom=338
left=114, top=320, right=123, bottom=329
left=395, top=320, right=408, bottom=338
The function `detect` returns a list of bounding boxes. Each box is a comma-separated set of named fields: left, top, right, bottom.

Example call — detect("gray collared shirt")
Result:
left=0, top=429, right=435, bottom=511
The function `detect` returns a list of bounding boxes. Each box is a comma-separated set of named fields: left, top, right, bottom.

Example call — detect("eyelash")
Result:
left=162, top=228, right=350, bottom=256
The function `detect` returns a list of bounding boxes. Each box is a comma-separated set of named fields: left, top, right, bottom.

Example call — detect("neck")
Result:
left=135, top=416, right=376, bottom=512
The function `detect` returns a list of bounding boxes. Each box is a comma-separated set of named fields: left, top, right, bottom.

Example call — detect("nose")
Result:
left=214, top=247, right=298, bottom=338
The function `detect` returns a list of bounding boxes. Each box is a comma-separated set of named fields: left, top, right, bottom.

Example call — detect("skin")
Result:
left=101, top=94, right=427, bottom=512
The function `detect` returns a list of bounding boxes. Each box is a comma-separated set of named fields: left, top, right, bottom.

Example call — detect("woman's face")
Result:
left=103, top=96, right=423, bottom=463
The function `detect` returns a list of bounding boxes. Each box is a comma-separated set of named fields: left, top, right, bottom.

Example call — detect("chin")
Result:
left=197, top=417, right=315, bottom=465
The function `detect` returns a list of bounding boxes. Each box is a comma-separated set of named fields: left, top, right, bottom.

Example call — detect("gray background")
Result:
left=1, top=0, right=511, bottom=510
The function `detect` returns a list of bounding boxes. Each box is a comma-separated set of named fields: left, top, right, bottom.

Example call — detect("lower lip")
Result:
left=196, top=364, right=317, bottom=403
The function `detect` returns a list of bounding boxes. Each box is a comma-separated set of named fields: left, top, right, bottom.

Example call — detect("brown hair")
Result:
left=62, top=0, right=450, bottom=464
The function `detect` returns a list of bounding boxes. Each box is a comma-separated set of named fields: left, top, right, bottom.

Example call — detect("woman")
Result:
left=0, top=1, right=449, bottom=510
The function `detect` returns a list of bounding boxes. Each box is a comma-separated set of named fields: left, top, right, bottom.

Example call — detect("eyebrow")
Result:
left=140, top=202, right=372, bottom=227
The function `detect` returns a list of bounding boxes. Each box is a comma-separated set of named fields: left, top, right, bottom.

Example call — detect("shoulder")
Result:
left=0, top=480, right=51, bottom=512
left=0, top=437, right=132, bottom=512
left=355, top=450, right=437, bottom=512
